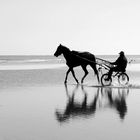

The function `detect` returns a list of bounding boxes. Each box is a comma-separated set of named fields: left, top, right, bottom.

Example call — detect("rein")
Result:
left=71, top=52, right=102, bottom=66
left=96, top=57, right=111, bottom=64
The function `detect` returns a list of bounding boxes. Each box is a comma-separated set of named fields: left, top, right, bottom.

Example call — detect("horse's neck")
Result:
left=63, top=50, right=72, bottom=61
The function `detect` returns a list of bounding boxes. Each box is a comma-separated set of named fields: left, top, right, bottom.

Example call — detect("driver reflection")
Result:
left=101, top=87, right=128, bottom=120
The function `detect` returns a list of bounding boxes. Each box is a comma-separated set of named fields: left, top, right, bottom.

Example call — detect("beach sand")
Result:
left=0, top=64, right=140, bottom=140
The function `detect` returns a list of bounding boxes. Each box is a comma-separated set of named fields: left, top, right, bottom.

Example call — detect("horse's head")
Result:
left=54, top=44, right=63, bottom=57
left=54, top=44, right=70, bottom=57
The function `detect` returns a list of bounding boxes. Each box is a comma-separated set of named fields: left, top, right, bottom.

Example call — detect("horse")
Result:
left=54, top=44, right=99, bottom=84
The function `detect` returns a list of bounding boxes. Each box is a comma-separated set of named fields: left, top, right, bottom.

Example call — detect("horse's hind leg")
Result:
left=90, top=64, right=100, bottom=83
left=81, top=66, right=88, bottom=83
left=71, top=68, right=79, bottom=84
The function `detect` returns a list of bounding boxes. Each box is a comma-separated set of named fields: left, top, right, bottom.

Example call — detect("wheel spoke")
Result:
left=118, top=73, right=129, bottom=85
left=101, top=74, right=112, bottom=86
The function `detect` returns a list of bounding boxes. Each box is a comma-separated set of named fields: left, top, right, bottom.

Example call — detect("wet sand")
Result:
left=0, top=64, right=140, bottom=140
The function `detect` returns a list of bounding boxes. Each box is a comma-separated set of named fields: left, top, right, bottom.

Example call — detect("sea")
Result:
left=0, top=54, right=139, bottom=63
left=0, top=54, right=139, bottom=70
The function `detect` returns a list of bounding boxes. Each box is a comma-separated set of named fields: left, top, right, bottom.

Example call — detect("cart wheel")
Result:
left=101, top=73, right=112, bottom=86
left=118, top=73, right=129, bottom=85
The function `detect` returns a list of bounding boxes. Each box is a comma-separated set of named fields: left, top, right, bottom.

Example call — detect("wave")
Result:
left=0, top=58, right=64, bottom=64
left=81, top=82, right=140, bottom=89
left=0, top=63, right=66, bottom=70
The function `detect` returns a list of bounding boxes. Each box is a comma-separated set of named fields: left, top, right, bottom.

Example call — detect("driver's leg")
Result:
left=107, top=68, right=113, bottom=79
left=106, top=67, right=118, bottom=80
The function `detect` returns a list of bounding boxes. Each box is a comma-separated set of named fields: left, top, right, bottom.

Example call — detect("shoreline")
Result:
left=0, top=61, right=138, bottom=70
left=0, top=63, right=139, bottom=89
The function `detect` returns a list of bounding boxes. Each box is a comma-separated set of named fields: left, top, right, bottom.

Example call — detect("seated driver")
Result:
left=106, top=51, right=128, bottom=80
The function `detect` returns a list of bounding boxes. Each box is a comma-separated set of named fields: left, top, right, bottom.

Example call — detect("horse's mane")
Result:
left=60, top=45, right=71, bottom=52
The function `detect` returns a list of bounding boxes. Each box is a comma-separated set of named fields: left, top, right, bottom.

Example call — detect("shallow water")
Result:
left=0, top=83, right=140, bottom=140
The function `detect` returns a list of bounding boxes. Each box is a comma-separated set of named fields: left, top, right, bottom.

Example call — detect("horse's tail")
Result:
left=90, top=58, right=98, bottom=74
left=90, top=56, right=100, bottom=83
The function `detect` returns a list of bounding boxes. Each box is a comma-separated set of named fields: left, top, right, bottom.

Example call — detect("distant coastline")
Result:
left=0, top=55, right=139, bottom=64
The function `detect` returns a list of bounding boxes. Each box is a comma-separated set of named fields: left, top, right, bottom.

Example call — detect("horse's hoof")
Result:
left=76, top=81, right=79, bottom=84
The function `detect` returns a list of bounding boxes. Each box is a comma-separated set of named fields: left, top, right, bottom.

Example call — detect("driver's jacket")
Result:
left=111, top=55, right=128, bottom=71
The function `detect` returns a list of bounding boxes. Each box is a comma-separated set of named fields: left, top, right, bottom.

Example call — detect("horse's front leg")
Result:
left=64, top=68, right=71, bottom=83
left=71, top=68, right=79, bottom=84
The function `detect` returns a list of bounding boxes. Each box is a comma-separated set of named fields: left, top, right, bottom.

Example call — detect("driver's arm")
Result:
left=111, top=57, right=120, bottom=65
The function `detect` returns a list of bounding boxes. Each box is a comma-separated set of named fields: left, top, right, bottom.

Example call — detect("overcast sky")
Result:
left=0, top=0, right=140, bottom=55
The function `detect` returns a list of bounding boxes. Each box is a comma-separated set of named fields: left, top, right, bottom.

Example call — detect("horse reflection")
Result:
left=55, top=84, right=99, bottom=123
left=55, top=85, right=129, bottom=123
